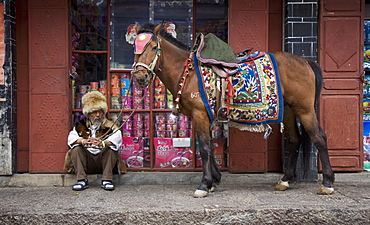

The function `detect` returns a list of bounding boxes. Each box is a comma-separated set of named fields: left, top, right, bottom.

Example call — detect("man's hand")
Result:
left=82, top=137, right=103, bottom=148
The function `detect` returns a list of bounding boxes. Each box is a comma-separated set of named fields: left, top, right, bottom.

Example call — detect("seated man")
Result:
left=66, top=91, right=123, bottom=191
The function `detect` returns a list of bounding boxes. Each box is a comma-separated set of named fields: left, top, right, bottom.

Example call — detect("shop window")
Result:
left=71, top=0, right=107, bottom=51
left=71, top=0, right=228, bottom=171
left=196, top=0, right=228, bottom=42
left=364, top=16, right=370, bottom=171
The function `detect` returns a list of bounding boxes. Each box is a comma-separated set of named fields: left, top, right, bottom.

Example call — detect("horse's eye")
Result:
left=152, top=46, right=157, bottom=51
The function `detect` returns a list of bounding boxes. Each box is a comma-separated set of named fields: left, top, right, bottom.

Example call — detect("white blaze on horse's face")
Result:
left=132, top=32, right=161, bottom=88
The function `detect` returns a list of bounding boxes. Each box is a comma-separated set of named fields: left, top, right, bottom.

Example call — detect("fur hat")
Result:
left=82, top=91, right=108, bottom=115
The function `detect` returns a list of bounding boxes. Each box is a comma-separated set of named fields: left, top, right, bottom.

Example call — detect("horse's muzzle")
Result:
left=132, top=70, right=150, bottom=87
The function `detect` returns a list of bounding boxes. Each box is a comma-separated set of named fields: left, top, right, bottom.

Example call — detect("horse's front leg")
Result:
left=193, top=122, right=221, bottom=198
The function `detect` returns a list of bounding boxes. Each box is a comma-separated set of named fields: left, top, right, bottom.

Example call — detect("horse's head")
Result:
left=132, top=23, right=162, bottom=87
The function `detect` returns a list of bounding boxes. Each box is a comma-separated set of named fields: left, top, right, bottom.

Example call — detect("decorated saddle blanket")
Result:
left=194, top=51, right=284, bottom=134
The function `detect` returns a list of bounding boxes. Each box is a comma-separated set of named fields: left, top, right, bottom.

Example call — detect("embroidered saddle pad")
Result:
left=194, top=51, right=284, bottom=129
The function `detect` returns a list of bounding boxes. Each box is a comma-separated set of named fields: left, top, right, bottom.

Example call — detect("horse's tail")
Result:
left=301, top=59, right=323, bottom=179
left=307, top=59, right=323, bottom=111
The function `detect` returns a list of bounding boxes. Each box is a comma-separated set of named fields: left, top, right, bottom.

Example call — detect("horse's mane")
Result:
left=138, top=23, right=190, bottom=51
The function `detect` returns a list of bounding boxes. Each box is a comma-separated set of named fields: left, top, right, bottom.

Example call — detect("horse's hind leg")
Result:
left=299, top=112, right=335, bottom=195
left=275, top=106, right=301, bottom=191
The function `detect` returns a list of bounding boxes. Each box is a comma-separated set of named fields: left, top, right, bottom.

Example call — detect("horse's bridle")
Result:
left=131, top=34, right=161, bottom=79
left=131, top=32, right=193, bottom=114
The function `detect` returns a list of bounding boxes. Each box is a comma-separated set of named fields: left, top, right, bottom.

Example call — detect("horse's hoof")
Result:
left=193, top=189, right=208, bottom=198
left=317, top=185, right=334, bottom=195
left=274, top=180, right=289, bottom=191
left=209, top=186, right=216, bottom=192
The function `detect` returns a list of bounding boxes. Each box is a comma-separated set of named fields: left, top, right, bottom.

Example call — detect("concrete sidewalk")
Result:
left=1, top=172, right=370, bottom=224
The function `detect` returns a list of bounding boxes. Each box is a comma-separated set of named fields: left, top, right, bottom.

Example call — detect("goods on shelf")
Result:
left=154, top=113, right=192, bottom=138
left=154, top=78, right=166, bottom=109
left=121, top=113, right=149, bottom=138
left=364, top=121, right=370, bottom=171
left=196, top=138, right=227, bottom=168
left=153, top=138, right=192, bottom=168
left=365, top=20, right=370, bottom=70
left=119, top=137, right=150, bottom=168
left=364, top=72, right=370, bottom=170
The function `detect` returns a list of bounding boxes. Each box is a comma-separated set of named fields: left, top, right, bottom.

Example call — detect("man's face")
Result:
left=88, top=109, right=104, bottom=124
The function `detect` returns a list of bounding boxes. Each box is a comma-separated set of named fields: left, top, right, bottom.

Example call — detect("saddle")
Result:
left=193, top=33, right=239, bottom=78
left=193, top=34, right=257, bottom=121
left=192, top=34, right=283, bottom=137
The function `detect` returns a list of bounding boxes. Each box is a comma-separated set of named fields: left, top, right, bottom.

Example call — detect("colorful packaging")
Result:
left=155, top=130, right=167, bottom=138
left=122, top=119, right=133, bottom=130
left=134, top=129, right=144, bottom=137
left=154, top=94, right=166, bottom=101
left=155, top=78, right=163, bottom=86
left=121, top=73, right=130, bottom=79
left=99, top=88, right=107, bottom=97
left=121, top=96, right=132, bottom=109
left=155, top=113, right=166, bottom=123
left=122, top=129, right=132, bottom=137
left=134, top=113, right=143, bottom=121
left=196, top=138, right=227, bottom=168
left=166, top=124, right=177, bottom=131
left=166, top=114, right=177, bottom=124
left=119, top=137, right=150, bottom=167
left=111, top=73, right=120, bottom=80
left=111, top=87, right=120, bottom=96
left=132, top=85, right=143, bottom=96
left=178, top=121, right=189, bottom=130
left=111, top=96, right=120, bottom=109
left=167, top=130, right=178, bottom=138
left=155, top=123, right=166, bottom=131
left=90, top=82, right=99, bottom=90
left=122, top=113, right=131, bottom=122
left=155, top=86, right=166, bottom=94
left=121, top=88, right=131, bottom=96
left=154, top=138, right=192, bottom=168
left=99, top=80, right=107, bottom=89
left=121, top=79, right=131, bottom=88
left=178, top=129, right=189, bottom=137
left=133, top=120, right=144, bottom=129
left=111, top=78, right=120, bottom=88
left=79, top=85, right=90, bottom=93
left=133, top=95, right=143, bottom=109
left=179, top=114, right=189, bottom=121
left=154, top=101, right=166, bottom=109
left=144, top=94, right=150, bottom=109
left=166, top=90, right=173, bottom=109
left=143, top=113, right=150, bottom=128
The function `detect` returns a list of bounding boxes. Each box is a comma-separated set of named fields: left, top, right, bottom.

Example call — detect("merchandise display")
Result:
left=364, top=73, right=370, bottom=171
left=154, top=138, right=192, bottom=168
left=70, top=0, right=229, bottom=170
left=196, top=138, right=227, bottom=168
left=364, top=19, right=370, bottom=170
left=119, top=137, right=150, bottom=168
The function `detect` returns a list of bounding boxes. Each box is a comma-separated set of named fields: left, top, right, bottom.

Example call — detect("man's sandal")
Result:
left=101, top=181, right=115, bottom=191
left=72, top=179, right=89, bottom=191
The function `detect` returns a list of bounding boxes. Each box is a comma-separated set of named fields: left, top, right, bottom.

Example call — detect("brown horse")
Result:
left=132, top=23, right=334, bottom=198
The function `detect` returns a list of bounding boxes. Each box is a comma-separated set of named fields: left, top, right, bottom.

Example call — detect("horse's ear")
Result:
left=135, top=22, right=141, bottom=33
left=154, top=23, right=163, bottom=35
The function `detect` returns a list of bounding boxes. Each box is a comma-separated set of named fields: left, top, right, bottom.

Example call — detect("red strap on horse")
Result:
left=226, top=74, right=234, bottom=114
left=173, top=56, right=194, bottom=114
